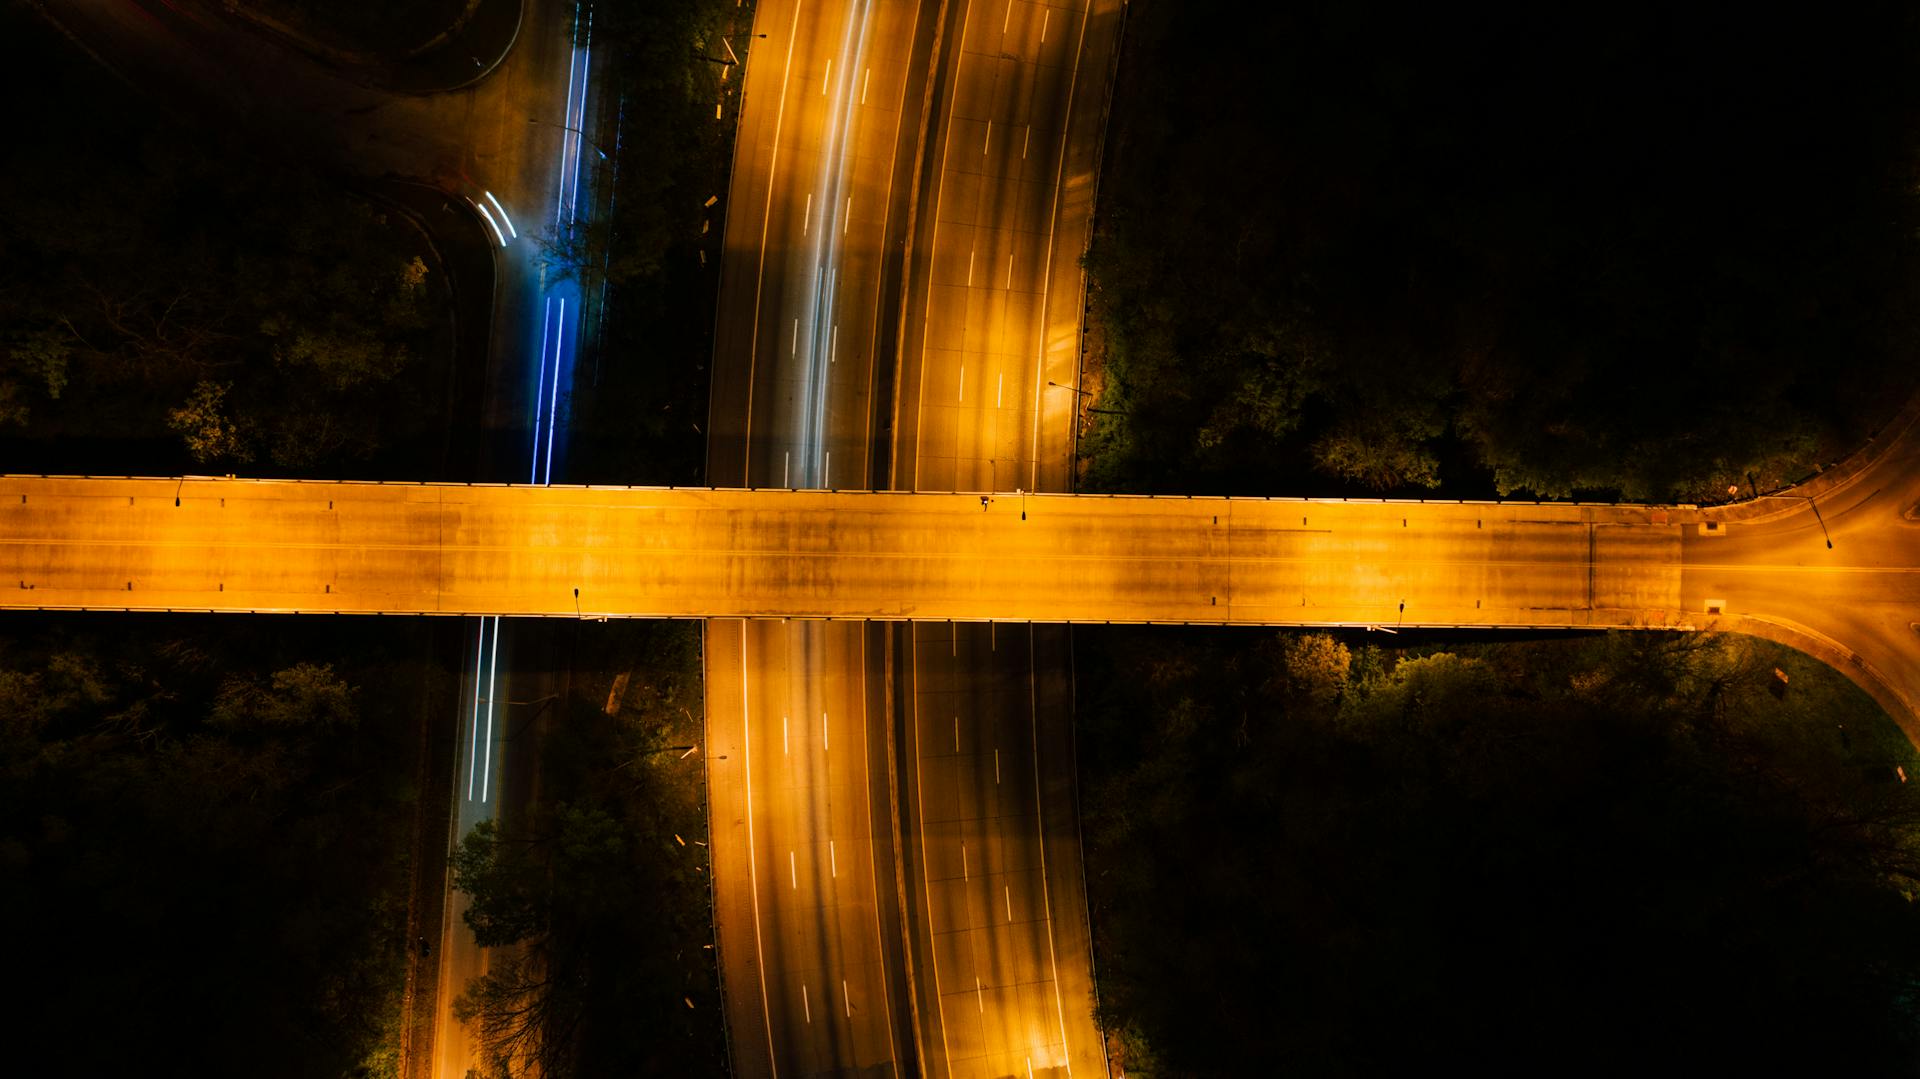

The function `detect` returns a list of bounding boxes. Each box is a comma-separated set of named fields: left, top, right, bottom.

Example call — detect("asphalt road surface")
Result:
left=704, top=0, right=935, bottom=1073
left=886, top=0, right=1125, bottom=1074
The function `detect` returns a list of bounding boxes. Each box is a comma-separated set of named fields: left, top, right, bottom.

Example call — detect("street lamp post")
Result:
left=1048, top=379, right=1123, bottom=416
left=527, top=117, right=608, bottom=160
left=1755, top=493, right=1835, bottom=549
left=705, top=32, right=767, bottom=67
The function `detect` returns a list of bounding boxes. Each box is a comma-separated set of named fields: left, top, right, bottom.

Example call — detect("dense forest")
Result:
left=1083, top=0, right=1920, bottom=500
left=0, top=616, right=449, bottom=1077
left=1080, top=628, right=1920, bottom=1074
left=0, top=13, right=451, bottom=478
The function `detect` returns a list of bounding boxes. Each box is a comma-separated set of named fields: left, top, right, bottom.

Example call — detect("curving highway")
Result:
left=704, top=0, right=934, bottom=1074
left=887, top=0, right=1124, bottom=1075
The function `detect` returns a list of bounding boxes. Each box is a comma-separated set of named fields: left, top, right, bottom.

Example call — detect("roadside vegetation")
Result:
left=0, top=615, right=448, bottom=1078
left=449, top=621, right=723, bottom=1076
left=1082, top=0, right=1920, bottom=501
left=445, top=2, right=745, bottom=1074
left=1080, top=628, right=1920, bottom=1075
left=561, top=0, right=748, bottom=487
left=0, top=13, right=453, bottom=479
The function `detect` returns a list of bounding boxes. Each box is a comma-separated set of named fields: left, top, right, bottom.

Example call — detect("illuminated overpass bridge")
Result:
left=3, top=475, right=1687, bottom=625
left=4, top=470, right=1918, bottom=736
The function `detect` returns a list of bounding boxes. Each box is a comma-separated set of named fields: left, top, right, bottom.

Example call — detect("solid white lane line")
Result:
left=823, top=711, right=830, bottom=751
left=976, top=977, right=985, bottom=1012
left=466, top=620, right=484, bottom=800
left=844, top=978, right=852, bottom=1017
left=862, top=67, right=871, bottom=104
left=825, top=450, right=831, bottom=488
left=910, top=630, right=955, bottom=1073
left=740, top=0, right=804, bottom=493
left=856, top=630, right=904, bottom=1072
left=954, top=715, right=960, bottom=752
left=790, top=849, right=797, bottom=889
left=803, top=982, right=812, bottom=1024
left=830, top=839, right=837, bottom=878
left=968, top=248, right=975, bottom=286
left=997, top=372, right=1004, bottom=408
left=1040, top=8, right=1049, bottom=41
left=832, top=323, right=839, bottom=363
left=823, top=58, right=832, bottom=93
left=1028, top=0, right=1095, bottom=494
left=1004, top=0, right=1012, bottom=34
left=1006, top=884, right=1013, bottom=922
left=783, top=451, right=790, bottom=488
left=995, top=748, right=1001, bottom=784
left=1030, top=623, right=1076, bottom=1074
left=481, top=618, right=498, bottom=803
left=737, top=623, right=777, bottom=1079
left=803, top=192, right=812, bottom=234
left=1008, top=252, right=1015, bottom=288
left=959, top=366, right=965, bottom=403
left=845, top=196, right=853, bottom=233
left=985, top=119, right=992, bottom=155
left=1023, top=124, right=1031, bottom=159
left=962, top=841, right=969, bottom=881
left=792, top=317, right=799, bottom=356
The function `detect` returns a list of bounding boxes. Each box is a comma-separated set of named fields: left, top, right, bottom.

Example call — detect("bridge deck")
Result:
left=0, top=477, right=1687, bottom=627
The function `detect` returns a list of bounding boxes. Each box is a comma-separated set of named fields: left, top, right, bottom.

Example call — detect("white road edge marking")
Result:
left=830, top=839, right=837, bottom=878
left=790, top=849, right=797, bottom=889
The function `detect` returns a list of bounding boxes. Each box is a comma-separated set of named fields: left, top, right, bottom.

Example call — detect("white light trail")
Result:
left=483, top=191, right=517, bottom=239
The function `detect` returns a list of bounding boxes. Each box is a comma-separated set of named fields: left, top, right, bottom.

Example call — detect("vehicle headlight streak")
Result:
left=793, top=0, right=875, bottom=488
left=556, top=7, right=594, bottom=227
left=466, top=614, right=501, bottom=804
left=530, top=5, right=594, bottom=487
left=476, top=2, right=595, bottom=807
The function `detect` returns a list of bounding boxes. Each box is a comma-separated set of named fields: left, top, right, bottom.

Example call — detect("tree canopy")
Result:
left=0, top=12, right=449, bottom=476
left=1080, top=628, right=1920, bottom=1075
left=0, top=617, right=442, bottom=1077
left=1083, top=0, right=1920, bottom=500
